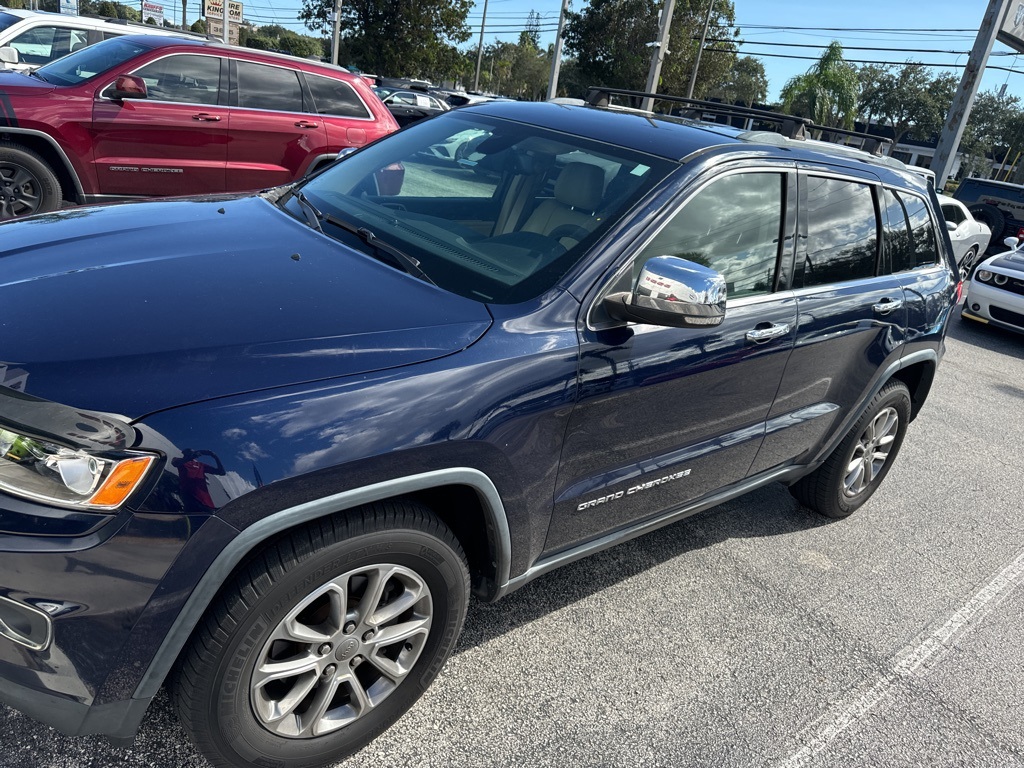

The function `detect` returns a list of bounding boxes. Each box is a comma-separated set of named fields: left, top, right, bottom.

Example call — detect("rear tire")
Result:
left=790, top=380, right=911, bottom=519
left=959, top=246, right=980, bottom=281
left=0, top=142, right=61, bottom=220
left=172, top=500, right=470, bottom=768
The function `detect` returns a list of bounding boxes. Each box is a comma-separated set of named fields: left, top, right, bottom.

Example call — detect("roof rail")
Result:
left=585, top=87, right=810, bottom=140
left=804, top=123, right=893, bottom=156
left=585, top=87, right=896, bottom=156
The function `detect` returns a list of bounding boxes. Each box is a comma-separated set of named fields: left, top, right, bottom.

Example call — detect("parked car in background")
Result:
left=953, top=177, right=1024, bottom=254
left=0, top=89, right=957, bottom=768
left=374, top=87, right=448, bottom=126
left=0, top=34, right=398, bottom=219
left=938, top=193, right=991, bottom=278
left=0, top=9, right=197, bottom=72
left=962, top=235, right=1024, bottom=334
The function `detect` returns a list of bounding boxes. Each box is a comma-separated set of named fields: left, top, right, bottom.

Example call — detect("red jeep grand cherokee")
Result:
left=0, top=34, right=399, bottom=219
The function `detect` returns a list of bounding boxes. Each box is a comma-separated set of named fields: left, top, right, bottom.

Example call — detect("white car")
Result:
left=961, top=236, right=1024, bottom=334
left=0, top=8, right=196, bottom=72
left=939, top=194, right=992, bottom=279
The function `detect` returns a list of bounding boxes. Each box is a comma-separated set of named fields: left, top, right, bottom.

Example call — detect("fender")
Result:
left=0, top=126, right=86, bottom=198
left=130, top=467, right=511, bottom=706
left=805, top=348, right=939, bottom=471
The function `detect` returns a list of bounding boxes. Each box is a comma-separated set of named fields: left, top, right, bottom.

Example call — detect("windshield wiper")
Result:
left=292, top=189, right=324, bottom=233
left=323, top=214, right=437, bottom=287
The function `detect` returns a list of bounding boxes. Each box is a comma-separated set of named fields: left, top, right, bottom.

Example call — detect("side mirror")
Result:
left=0, top=46, right=19, bottom=65
left=603, top=256, right=726, bottom=328
left=946, top=220, right=957, bottom=232
left=107, top=74, right=147, bottom=101
left=1003, top=236, right=1021, bottom=250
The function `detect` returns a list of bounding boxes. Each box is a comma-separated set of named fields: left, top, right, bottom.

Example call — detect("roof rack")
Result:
left=584, top=86, right=893, bottom=156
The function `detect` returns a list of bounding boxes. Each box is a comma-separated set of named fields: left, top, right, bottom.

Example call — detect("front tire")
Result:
left=0, top=142, right=61, bottom=220
left=172, top=501, right=470, bottom=768
left=790, top=380, right=911, bottom=519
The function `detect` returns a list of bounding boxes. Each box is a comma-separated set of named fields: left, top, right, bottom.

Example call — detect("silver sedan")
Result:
left=939, top=194, right=992, bottom=278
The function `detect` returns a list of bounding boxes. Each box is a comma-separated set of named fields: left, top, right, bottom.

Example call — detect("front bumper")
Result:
left=961, top=278, right=1024, bottom=334
left=0, top=502, right=229, bottom=738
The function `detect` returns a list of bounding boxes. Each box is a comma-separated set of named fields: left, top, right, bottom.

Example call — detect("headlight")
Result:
left=976, top=270, right=993, bottom=283
left=994, top=273, right=1009, bottom=286
left=0, top=427, right=156, bottom=510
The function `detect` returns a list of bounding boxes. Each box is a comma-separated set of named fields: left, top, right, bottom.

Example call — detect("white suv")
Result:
left=0, top=8, right=194, bottom=72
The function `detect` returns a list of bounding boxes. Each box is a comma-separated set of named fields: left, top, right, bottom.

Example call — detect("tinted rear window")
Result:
left=237, top=60, right=304, bottom=112
left=306, top=73, right=371, bottom=118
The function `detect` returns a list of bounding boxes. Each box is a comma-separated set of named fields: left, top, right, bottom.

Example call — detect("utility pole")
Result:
left=182, top=0, right=186, bottom=30
left=473, top=0, right=489, bottom=92
left=932, top=0, right=1007, bottom=186
left=686, top=0, right=715, bottom=99
left=331, top=0, right=342, bottom=65
left=641, top=0, right=676, bottom=112
left=546, top=0, right=569, bottom=100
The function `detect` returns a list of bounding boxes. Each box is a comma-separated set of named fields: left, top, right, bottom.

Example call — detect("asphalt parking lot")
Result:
left=2, top=307, right=1022, bottom=768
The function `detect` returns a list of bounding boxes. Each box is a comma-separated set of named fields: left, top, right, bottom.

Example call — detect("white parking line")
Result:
left=775, top=548, right=1024, bottom=768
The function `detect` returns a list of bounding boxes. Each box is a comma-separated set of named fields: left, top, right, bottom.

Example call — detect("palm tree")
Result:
left=780, top=41, right=859, bottom=129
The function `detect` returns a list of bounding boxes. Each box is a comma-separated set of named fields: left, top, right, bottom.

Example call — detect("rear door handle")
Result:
left=746, top=322, right=790, bottom=343
left=872, top=298, right=904, bottom=315
left=295, top=120, right=319, bottom=128
left=192, top=113, right=221, bottom=122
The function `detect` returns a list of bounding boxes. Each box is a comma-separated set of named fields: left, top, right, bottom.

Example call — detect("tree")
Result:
left=855, top=63, right=889, bottom=125
left=298, top=0, right=472, bottom=77
left=867, top=63, right=957, bottom=149
left=709, top=55, right=767, bottom=106
left=780, top=41, right=858, bottom=129
left=562, top=0, right=738, bottom=99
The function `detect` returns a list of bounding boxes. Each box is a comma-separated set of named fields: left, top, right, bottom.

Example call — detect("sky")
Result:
left=166, top=0, right=1024, bottom=104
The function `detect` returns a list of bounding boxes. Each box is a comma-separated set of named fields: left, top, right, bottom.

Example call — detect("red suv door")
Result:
left=225, top=59, right=329, bottom=191
left=91, top=52, right=227, bottom=196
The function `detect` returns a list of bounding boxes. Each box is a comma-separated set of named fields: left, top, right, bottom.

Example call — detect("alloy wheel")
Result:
left=843, top=406, right=899, bottom=497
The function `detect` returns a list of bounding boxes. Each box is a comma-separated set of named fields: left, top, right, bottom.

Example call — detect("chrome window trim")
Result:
left=585, top=163, right=794, bottom=331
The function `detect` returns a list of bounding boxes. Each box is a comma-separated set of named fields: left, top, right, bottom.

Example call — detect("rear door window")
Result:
left=236, top=60, right=304, bottom=112
left=797, top=176, right=878, bottom=287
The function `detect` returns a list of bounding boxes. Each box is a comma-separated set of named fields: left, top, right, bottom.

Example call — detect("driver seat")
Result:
left=521, top=162, right=605, bottom=248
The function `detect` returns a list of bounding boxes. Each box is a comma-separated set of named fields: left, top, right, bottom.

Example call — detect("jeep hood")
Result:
left=0, top=196, right=492, bottom=418
left=0, top=70, right=57, bottom=96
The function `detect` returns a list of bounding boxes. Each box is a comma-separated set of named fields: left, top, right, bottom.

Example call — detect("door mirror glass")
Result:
left=108, top=73, right=148, bottom=100
left=604, top=256, right=726, bottom=328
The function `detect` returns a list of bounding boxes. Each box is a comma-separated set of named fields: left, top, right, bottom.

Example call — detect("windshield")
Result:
left=0, top=12, right=21, bottom=33
left=35, top=37, right=152, bottom=86
left=293, top=112, right=674, bottom=304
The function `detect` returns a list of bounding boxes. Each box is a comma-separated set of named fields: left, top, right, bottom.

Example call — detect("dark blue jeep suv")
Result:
left=0, top=90, right=958, bottom=767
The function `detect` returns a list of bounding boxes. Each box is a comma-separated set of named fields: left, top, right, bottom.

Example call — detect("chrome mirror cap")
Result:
left=604, top=256, right=727, bottom=328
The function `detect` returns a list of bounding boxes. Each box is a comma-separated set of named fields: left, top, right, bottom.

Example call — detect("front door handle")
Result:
left=192, top=113, right=222, bottom=122
left=295, top=120, right=319, bottom=128
left=872, top=297, right=904, bottom=315
left=746, top=322, right=790, bottom=343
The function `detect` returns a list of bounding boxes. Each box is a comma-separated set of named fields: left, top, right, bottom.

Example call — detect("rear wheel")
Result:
left=960, top=245, right=981, bottom=281
left=790, top=380, right=911, bottom=519
left=0, top=142, right=61, bottom=220
left=172, top=500, right=470, bottom=768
